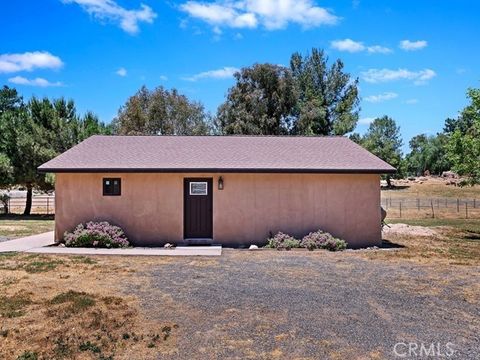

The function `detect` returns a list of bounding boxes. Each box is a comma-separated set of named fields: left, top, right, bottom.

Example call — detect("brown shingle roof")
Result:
left=38, top=135, right=396, bottom=173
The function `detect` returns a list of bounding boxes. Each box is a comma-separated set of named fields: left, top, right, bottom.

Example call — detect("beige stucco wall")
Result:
left=55, top=172, right=381, bottom=248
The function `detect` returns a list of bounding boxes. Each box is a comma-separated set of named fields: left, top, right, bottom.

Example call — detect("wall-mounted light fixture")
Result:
left=218, top=176, right=224, bottom=190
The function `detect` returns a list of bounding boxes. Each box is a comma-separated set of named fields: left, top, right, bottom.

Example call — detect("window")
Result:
left=189, top=182, right=207, bottom=195
left=103, top=178, right=121, bottom=196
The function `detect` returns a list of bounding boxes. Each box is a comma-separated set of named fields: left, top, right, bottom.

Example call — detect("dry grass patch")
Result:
left=362, top=220, right=480, bottom=265
left=382, top=180, right=480, bottom=199
left=0, top=254, right=179, bottom=360
left=0, top=215, right=54, bottom=239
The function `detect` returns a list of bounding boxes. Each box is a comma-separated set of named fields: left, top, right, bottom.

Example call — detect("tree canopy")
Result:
left=216, top=48, right=360, bottom=136
left=405, top=133, right=450, bottom=176
left=446, top=88, right=480, bottom=185
left=216, top=64, right=296, bottom=135
left=0, top=86, right=110, bottom=214
left=355, top=116, right=403, bottom=186
left=290, top=49, right=360, bottom=135
left=113, top=86, right=212, bottom=135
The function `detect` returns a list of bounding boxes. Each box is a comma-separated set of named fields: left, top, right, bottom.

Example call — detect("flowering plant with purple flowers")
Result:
left=300, top=230, right=347, bottom=251
left=63, top=221, right=130, bottom=248
left=265, top=232, right=301, bottom=250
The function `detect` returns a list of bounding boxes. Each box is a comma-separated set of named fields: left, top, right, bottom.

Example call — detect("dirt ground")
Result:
left=1, top=225, right=479, bottom=360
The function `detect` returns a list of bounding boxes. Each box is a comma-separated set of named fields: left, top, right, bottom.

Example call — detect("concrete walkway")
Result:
left=0, top=231, right=55, bottom=252
left=0, top=231, right=221, bottom=256
left=26, top=246, right=222, bottom=256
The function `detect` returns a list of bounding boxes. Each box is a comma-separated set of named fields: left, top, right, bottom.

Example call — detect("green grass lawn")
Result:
left=0, top=215, right=54, bottom=239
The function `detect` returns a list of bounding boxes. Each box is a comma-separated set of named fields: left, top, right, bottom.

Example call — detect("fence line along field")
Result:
left=381, top=197, right=479, bottom=219
left=382, top=177, right=480, bottom=220
left=3, top=196, right=55, bottom=215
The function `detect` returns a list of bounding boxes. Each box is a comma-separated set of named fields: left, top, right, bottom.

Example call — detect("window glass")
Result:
left=103, top=178, right=121, bottom=196
left=190, top=182, right=207, bottom=195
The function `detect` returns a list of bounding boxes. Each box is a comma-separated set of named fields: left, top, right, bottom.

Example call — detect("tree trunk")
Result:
left=23, top=183, right=33, bottom=215
left=386, top=175, right=392, bottom=188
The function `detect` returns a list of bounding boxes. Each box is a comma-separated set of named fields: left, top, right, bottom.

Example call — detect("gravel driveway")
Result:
left=127, top=250, right=479, bottom=359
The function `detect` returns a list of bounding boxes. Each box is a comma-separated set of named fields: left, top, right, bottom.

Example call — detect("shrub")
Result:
left=63, top=221, right=129, bottom=248
left=265, top=232, right=300, bottom=250
left=300, top=230, right=347, bottom=251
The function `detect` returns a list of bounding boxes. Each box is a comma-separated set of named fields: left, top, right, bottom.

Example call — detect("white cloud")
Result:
left=366, top=45, right=392, bottom=54
left=330, top=39, right=392, bottom=54
left=116, top=67, right=127, bottom=76
left=399, top=40, right=427, bottom=51
left=331, top=39, right=364, bottom=53
left=405, top=98, right=419, bottom=104
left=358, top=117, right=375, bottom=125
left=8, top=76, right=63, bottom=87
left=364, top=92, right=398, bottom=103
left=159, top=75, right=168, bottom=81
left=0, top=51, right=63, bottom=73
left=62, top=0, right=157, bottom=34
left=361, top=68, right=436, bottom=85
left=183, top=66, right=239, bottom=81
left=180, top=0, right=339, bottom=32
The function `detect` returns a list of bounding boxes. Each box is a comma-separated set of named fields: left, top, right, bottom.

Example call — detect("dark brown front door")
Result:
left=184, top=178, right=213, bottom=239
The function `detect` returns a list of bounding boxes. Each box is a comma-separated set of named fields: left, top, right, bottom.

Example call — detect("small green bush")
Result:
left=265, top=232, right=301, bottom=250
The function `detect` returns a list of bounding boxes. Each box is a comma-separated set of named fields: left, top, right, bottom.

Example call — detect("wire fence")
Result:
left=1, top=195, right=479, bottom=219
left=1, top=196, right=55, bottom=215
left=382, top=197, right=480, bottom=219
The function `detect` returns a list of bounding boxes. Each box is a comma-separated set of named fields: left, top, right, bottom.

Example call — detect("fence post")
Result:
left=431, top=200, right=435, bottom=219
left=46, top=197, right=49, bottom=215
left=466, top=203, right=468, bottom=219
left=457, top=199, right=460, bottom=212
left=417, top=198, right=420, bottom=211
left=7, top=197, right=10, bottom=214
left=474, top=199, right=476, bottom=209
left=445, top=198, right=448, bottom=208
left=399, top=202, right=402, bottom=218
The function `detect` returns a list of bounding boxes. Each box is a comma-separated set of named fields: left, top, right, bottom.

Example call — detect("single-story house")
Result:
left=38, top=135, right=395, bottom=248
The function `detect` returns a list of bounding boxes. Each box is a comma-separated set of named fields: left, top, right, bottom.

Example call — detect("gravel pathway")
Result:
left=126, top=250, right=480, bottom=359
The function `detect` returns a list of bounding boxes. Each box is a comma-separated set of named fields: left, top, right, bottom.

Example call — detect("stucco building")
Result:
left=39, top=135, right=395, bottom=248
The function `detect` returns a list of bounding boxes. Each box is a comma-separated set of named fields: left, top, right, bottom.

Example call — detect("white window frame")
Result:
left=189, top=182, right=208, bottom=196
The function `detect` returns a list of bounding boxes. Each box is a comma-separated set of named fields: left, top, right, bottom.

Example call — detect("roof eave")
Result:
left=38, top=167, right=397, bottom=174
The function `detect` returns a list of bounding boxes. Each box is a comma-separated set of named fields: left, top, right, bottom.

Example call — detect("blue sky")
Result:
left=1, top=0, right=479, bottom=152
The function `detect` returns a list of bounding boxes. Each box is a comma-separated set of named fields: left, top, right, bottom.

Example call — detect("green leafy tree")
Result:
left=113, top=86, right=211, bottom=135
left=0, top=86, right=23, bottom=187
left=360, top=116, right=402, bottom=187
left=290, top=48, right=360, bottom=135
left=405, top=133, right=450, bottom=176
left=446, top=88, right=480, bottom=185
left=216, top=64, right=297, bottom=135
left=0, top=86, right=110, bottom=214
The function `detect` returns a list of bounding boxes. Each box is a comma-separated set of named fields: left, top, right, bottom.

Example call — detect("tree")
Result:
left=290, top=48, right=360, bottom=135
left=0, top=86, right=23, bottom=187
left=0, top=86, right=110, bottom=214
left=446, top=88, right=480, bottom=185
left=216, top=64, right=296, bottom=135
left=405, top=134, right=450, bottom=176
left=360, top=116, right=402, bottom=187
left=113, top=86, right=211, bottom=135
